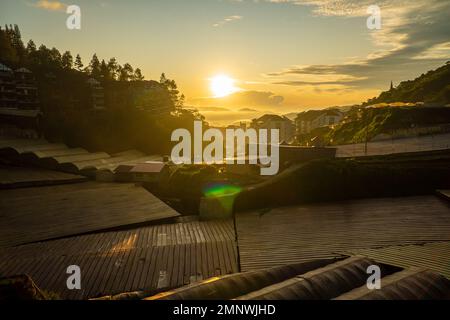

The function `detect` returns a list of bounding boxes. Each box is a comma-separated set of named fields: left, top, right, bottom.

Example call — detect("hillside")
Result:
left=364, top=62, right=450, bottom=105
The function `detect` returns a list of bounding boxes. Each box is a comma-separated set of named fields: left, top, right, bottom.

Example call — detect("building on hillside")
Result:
left=15, top=68, right=39, bottom=109
left=86, top=78, right=105, bottom=110
left=251, top=114, right=295, bottom=143
left=0, top=63, right=16, bottom=109
left=0, top=63, right=41, bottom=138
left=295, top=109, right=343, bottom=134
left=0, top=64, right=40, bottom=110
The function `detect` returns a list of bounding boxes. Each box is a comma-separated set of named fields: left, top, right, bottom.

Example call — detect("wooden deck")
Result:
left=0, top=182, right=180, bottom=248
left=0, top=165, right=86, bottom=189
left=235, top=195, right=450, bottom=272
left=0, top=219, right=238, bottom=299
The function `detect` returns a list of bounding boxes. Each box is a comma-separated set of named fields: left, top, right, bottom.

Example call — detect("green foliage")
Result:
left=364, top=62, right=450, bottom=105
left=327, top=107, right=450, bottom=145
left=0, top=24, right=201, bottom=154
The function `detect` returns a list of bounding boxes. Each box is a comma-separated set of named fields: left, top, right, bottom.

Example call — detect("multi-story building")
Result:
left=251, top=114, right=296, bottom=143
left=0, top=63, right=17, bottom=108
left=15, top=68, right=39, bottom=109
left=296, top=109, right=343, bottom=134
left=0, top=64, right=39, bottom=110
left=0, top=63, right=41, bottom=138
left=86, top=78, right=105, bottom=110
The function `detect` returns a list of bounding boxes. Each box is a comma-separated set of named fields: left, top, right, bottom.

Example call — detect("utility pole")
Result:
left=364, top=109, right=369, bottom=156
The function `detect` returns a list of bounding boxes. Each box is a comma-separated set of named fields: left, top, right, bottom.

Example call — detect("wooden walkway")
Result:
left=235, top=195, right=450, bottom=272
left=0, top=219, right=238, bottom=299
left=0, top=182, right=180, bottom=248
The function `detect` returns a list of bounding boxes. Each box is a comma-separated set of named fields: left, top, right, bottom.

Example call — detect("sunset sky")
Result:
left=1, top=0, right=449, bottom=125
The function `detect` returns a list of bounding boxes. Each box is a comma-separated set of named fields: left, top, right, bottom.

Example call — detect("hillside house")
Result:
left=296, top=109, right=343, bottom=134
left=251, top=114, right=295, bottom=143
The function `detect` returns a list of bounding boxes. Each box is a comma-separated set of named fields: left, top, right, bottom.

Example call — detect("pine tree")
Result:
left=61, top=51, right=73, bottom=69
left=88, top=53, right=101, bottom=77
left=0, top=26, right=18, bottom=65
left=74, top=54, right=83, bottom=71
left=119, top=63, right=133, bottom=81
left=100, top=59, right=109, bottom=79
left=133, top=68, right=144, bottom=81
left=50, top=47, right=62, bottom=68
left=26, top=40, right=36, bottom=53
left=107, top=57, right=119, bottom=80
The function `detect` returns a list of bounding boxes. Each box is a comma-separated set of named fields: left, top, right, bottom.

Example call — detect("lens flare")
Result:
left=203, top=183, right=242, bottom=198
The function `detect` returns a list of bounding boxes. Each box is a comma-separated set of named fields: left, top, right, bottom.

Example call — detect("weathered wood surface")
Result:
left=236, top=195, right=450, bottom=271
left=0, top=219, right=238, bottom=299
left=0, top=182, right=180, bottom=248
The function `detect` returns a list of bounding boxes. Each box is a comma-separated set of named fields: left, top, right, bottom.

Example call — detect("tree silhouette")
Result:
left=133, top=68, right=144, bottom=81
left=107, top=57, right=119, bottom=80
left=74, top=54, right=83, bottom=71
left=88, top=53, right=101, bottom=77
left=61, top=51, right=73, bottom=69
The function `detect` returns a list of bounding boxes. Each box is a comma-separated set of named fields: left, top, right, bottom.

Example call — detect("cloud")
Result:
left=197, top=106, right=231, bottom=112
left=31, top=0, right=67, bottom=12
left=213, top=15, right=243, bottom=27
left=218, top=90, right=284, bottom=107
left=265, top=0, right=450, bottom=90
left=193, top=90, right=285, bottom=108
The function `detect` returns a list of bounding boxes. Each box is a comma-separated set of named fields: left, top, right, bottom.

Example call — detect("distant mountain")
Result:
left=283, top=112, right=298, bottom=121
left=364, top=62, right=450, bottom=106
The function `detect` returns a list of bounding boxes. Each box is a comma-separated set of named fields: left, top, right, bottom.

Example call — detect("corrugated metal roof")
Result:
left=335, top=267, right=450, bottom=300
left=0, top=219, right=237, bottom=299
left=0, top=138, right=161, bottom=176
left=0, top=164, right=86, bottom=189
left=0, top=182, right=180, bottom=248
left=149, top=258, right=341, bottom=300
left=344, top=242, right=450, bottom=280
left=130, top=162, right=165, bottom=173
left=150, top=257, right=450, bottom=300
left=235, top=195, right=450, bottom=272
left=235, top=257, right=389, bottom=300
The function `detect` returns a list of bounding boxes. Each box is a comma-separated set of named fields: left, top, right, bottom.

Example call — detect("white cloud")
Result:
left=265, top=0, right=450, bottom=90
left=213, top=15, right=243, bottom=27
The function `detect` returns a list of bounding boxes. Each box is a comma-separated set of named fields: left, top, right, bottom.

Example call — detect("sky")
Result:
left=1, top=0, right=449, bottom=125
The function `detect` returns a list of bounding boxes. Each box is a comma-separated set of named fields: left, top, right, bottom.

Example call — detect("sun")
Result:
left=210, top=74, right=237, bottom=98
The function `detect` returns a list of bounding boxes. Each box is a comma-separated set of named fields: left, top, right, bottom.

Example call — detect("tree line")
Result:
left=0, top=24, right=202, bottom=154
